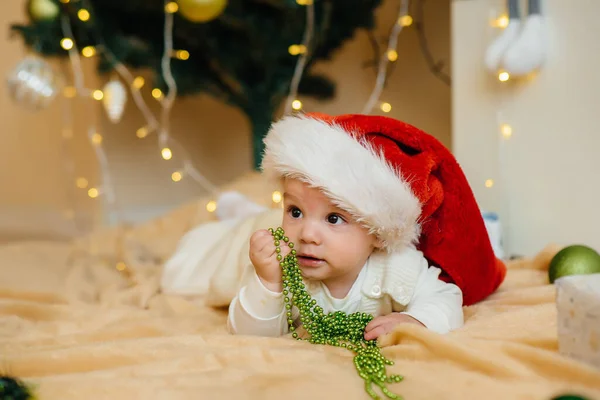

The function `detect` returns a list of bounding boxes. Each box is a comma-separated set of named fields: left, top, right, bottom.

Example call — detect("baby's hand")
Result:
left=364, top=313, right=425, bottom=341
left=249, top=229, right=291, bottom=293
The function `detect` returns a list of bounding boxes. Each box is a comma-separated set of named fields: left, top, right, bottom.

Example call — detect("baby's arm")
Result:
left=400, top=265, right=464, bottom=334
left=364, top=252, right=463, bottom=340
left=227, top=268, right=291, bottom=337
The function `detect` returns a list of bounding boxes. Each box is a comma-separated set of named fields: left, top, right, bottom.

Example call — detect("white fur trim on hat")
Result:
left=261, top=115, right=422, bottom=252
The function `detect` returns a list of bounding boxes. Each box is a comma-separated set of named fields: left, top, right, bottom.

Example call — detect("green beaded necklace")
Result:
left=269, top=227, right=403, bottom=400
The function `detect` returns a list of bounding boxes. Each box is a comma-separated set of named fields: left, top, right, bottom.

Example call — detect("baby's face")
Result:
left=281, top=178, right=380, bottom=297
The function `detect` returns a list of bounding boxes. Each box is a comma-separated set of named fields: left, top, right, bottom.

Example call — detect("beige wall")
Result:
left=452, top=0, right=600, bottom=257
left=0, top=0, right=451, bottom=239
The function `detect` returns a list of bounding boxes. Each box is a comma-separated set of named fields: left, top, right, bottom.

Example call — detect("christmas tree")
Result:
left=11, top=0, right=383, bottom=168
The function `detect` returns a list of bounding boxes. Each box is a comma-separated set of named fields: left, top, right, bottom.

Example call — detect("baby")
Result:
left=227, top=113, right=506, bottom=339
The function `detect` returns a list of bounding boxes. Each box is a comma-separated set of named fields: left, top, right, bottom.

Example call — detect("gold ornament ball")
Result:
left=29, top=0, right=60, bottom=21
left=177, top=0, right=227, bottom=23
left=548, top=244, right=600, bottom=283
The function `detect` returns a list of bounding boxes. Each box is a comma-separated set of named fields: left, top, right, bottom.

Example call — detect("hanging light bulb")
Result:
left=171, top=171, right=183, bottom=182
left=91, top=133, right=102, bottom=145
left=132, top=76, right=145, bottom=90
left=165, top=1, right=179, bottom=13
left=136, top=126, right=149, bottom=138
left=152, top=88, right=163, bottom=99
left=380, top=102, right=392, bottom=113
left=60, top=38, right=74, bottom=50
left=386, top=50, right=398, bottom=62
left=398, top=15, right=413, bottom=27
left=500, top=124, right=512, bottom=138
left=206, top=200, right=217, bottom=213
left=92, top=90, right=104, bottom=100
left=88, top=187, right=99, bottom=198
left=81, top=46, right=96, bottom=57
left=498, top=71, right=510, bottom=82
left=77, top=9, right=90, bottom=21
left=161, top=147, right=173, bottom=160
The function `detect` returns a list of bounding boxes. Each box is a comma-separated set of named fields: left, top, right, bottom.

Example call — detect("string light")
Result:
left=272, top=191, right=282, bottom=203
left=84, top=1, right=218, bottom=197
left=60, top=13, right=121, bottom=223
left=78, top=9, right=91, bottom=21
left=171, top=171, right=183, bottom=182
left=380, top=102, right=392, bottom=113
left=398, top=15, right=413, bottom=27
left=132, top=76, right=145, bottom=89
left=161, top=147, right=173, bottom=160
left=116, top=261, right=127, bottom=271
left=206, top=200, right=217, bottom=213
left=76, top=177, right=89, bottom=188
left=60, top=38, right=74, bottom=50
left=136, top=126, right=149, bottom=138
left=485, top=179, right=494, bottom=188
left=288, top=44, right=307, bottom=56
left=284, top=1, right=314, bottom=115
left=362, top=0, right=410, bottom=114
left=91, top=132, right=102, bottom=145
left=500, top=123, right=512, bottom=139
left=296, top=0, right=313, bottom=4
left=174, top=50, right=190, bottom=60
left=498, top=71, right=510, bottom=82
left=88, top=187, right=99, bottom=198
left=291, top=100, right=302, bottom=111
left=165, top=1, right=179, bottom=13
left=81, top=46, right=96, bottom=57
left=492, top=14, right=509, bottom=28
left=386, top=49, right=398, bottom=62
left=152, top=88, right=163, bottom=99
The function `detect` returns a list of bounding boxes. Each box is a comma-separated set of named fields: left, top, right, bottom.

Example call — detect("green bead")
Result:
left=271, top=226, right=401, bottom=400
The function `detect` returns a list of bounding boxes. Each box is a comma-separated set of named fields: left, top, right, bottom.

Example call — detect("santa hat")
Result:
left=260, top=112, right=506, bottom=306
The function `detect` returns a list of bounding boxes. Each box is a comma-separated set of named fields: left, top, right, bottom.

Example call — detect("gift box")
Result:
left=556, top=273, right=600, bottom=368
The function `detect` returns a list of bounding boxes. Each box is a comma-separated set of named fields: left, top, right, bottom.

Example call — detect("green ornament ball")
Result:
left=0, top=375, right=35, bottom=400
left=28, top=0, right=59, bottom=21
left=548, top=244, right=600, bottom=284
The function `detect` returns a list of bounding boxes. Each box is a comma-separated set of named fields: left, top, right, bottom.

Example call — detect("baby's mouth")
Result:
left=297, top=254, right=325, bottom=267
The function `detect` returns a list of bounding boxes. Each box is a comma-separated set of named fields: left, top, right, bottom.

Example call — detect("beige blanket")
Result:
left=1, top=172, right=599, bottom=400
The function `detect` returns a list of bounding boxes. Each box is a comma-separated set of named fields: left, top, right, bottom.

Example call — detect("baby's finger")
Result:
left=364, top=325, right=387, bottom=341
left=254, top=233, right=275, bottom=252
left=279, top=241, right=292, bottom=257
left=365, top=316, right=386, bottom=333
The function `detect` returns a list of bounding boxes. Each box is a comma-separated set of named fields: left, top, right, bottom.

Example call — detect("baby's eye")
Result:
left=288, top=206, right=302, bottom=219
left=327, top=214, right=345, bottom=225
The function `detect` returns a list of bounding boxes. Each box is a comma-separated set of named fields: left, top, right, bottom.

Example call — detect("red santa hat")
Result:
left=260, top=112, right=506, bottom=306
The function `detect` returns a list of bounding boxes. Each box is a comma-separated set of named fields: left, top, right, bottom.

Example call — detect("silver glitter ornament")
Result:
left=6, top=56, right=62, bottom=111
